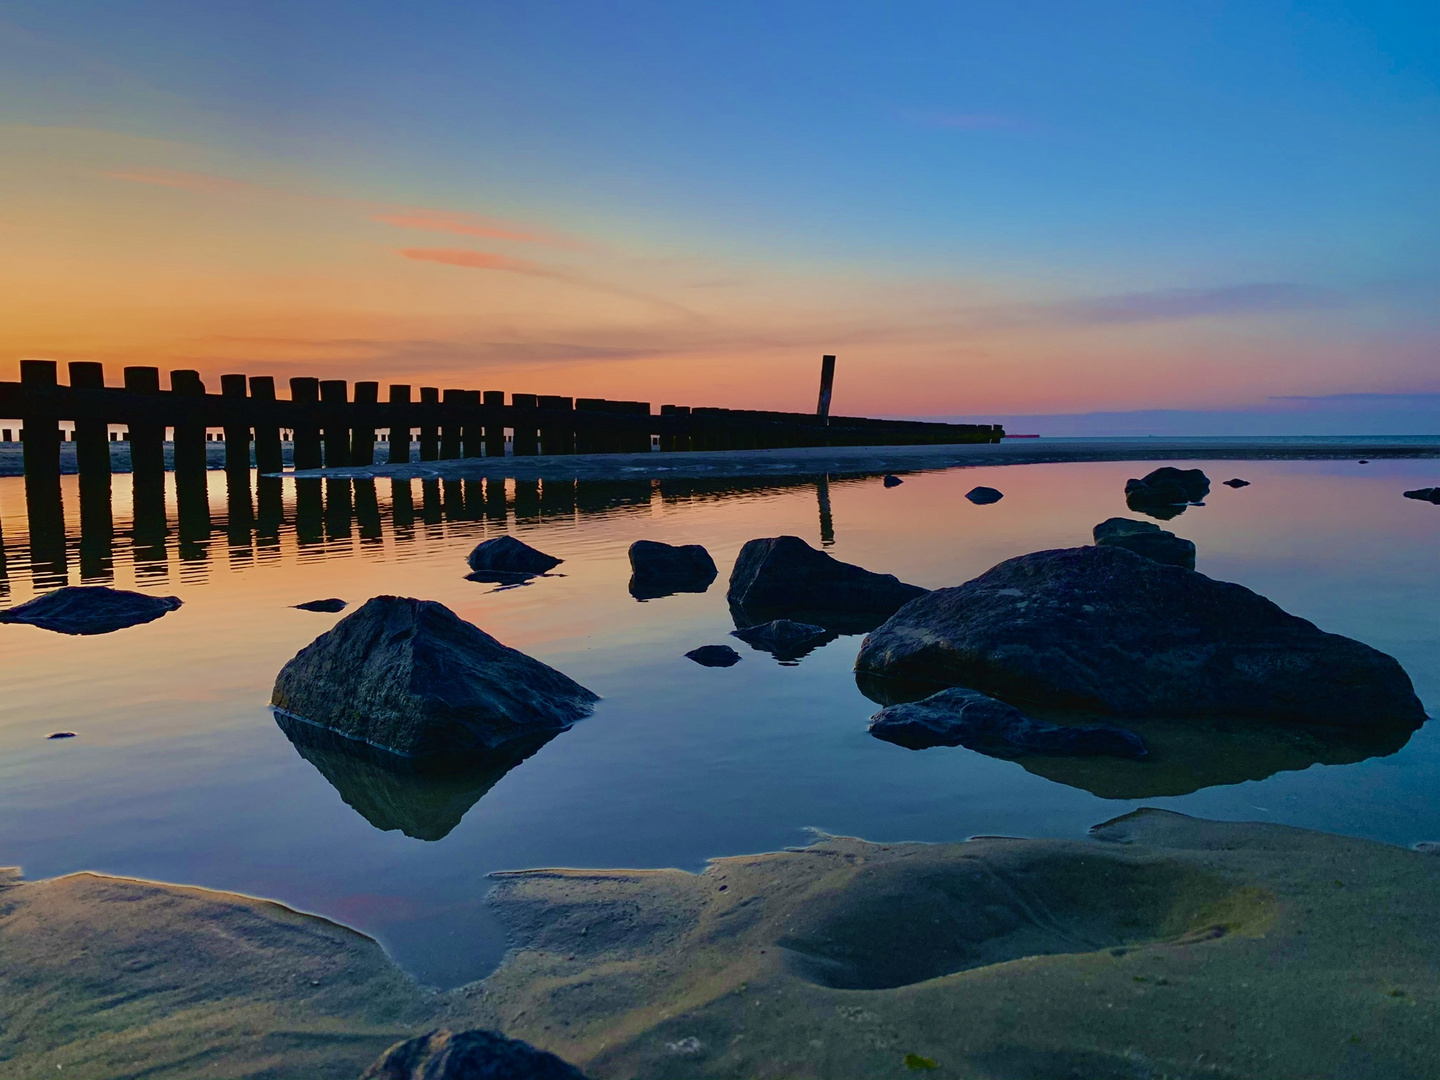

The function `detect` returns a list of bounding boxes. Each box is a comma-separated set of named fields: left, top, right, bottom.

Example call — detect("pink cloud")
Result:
left=374, top=209, right=576, bottom=247
left=398, top=247, right=558, bottom=277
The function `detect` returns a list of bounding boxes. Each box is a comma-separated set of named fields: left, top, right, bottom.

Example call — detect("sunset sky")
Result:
left=1, top=2, right=1436, bottom=419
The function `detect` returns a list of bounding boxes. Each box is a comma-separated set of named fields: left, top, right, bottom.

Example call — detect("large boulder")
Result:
left=1124, top=467, right=1209, bottom=514
left=467, top=535, right=562, bottom=580
left=1092, top=517, right=1196, bottom=569
left=361, top=1028, right=590, bottom=1080
left=854, top=545, right=1424, bottom=729
left=869, top=687, right=1147, bottom=759
left=0, top=586, right=181, bottom=635
left=727, top=536, right=926, bottom=630
left=628, top=540, right=717, bottom=599
left=271, top=596, right=597, bottom=758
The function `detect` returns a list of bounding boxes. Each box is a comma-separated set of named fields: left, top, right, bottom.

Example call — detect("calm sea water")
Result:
left=1, top=458, right=1437, bottom=988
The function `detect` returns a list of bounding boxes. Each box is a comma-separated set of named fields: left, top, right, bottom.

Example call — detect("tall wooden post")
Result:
left=511, top=393, right=539, bottom=455
left=170, top=369, right=210, bottom=545
left=320, top=379, right=350, bottom=467
left=352, top=381, right=378, bottom=466
left=816, top=354, right=836, bottom=423
left=170, top=369, right=208, bottom=478
left=460, top=390, right=483, bottom=457
left=440, top=389, right=463, bottom=459
left=220, top=374, right=251, bottom=475
left=249, top=376, right=284, bottom=474
left=387, top=384, right=412, bottom=464
left=20, top=360, right=65, bottom=583
left=68, top=362, right=113, bottom=578
left=290, top=377, right=323, bottom=470
left=68, top=362, right=112, bottom=483
left=483, top=391, right=506, bottom=457
left=539, top=395, right=575, bottom=454
left=418, top=386, right=439, bottom=461
left=123, top=366, right=166, bottom=541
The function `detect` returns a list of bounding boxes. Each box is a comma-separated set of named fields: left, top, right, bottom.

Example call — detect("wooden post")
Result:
left=220, top=374, right=251, bottom=475
left=249, top=376, right=284, bottom=474
left=418, top=386, right=439, bottom=461
left=20, top=359, right=62, bottom=484
left=816, top=354, right=836, bottom=423
left=387, top=385, right=412, bottom=464
left=538, top=394, right=574, bottom=454
left=290, top=377, right=323, bottom=470
left=460, top=389, right=483, bottom=457
left=169, top=369, right=208, bottom=478
left=320, top=379, right=350, bottom=467
left=511, top=393, right=539, bottom=455
left=440, top=389, right=463, bottom=459
left=483, top=390, right=506, bottom=457
left=352, top=381, right=378, bottom=466
left=67, top=362, right=112, bottom=482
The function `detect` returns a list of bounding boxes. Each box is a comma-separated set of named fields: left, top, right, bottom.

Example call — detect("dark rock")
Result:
left=727, top=536, right=926, bottom=631
left=0, top=586, right=182, bottom=635
left=1358, top=459, right=1369, bottom=464
left=271, top=596, right=597, bottom=759
left=1092, top=517, right=1195, bottom=570
left=854, top=545, right=1424, bottom=729
left=686, top=644, right=742, bottom=668
left=730, top=618, right=836, bottom=661
left=1223, top=478, right=1250, bottom=488
left=628, top=540, right=718, bottom=600
left=294, top=598, right=347, bottom=613
left=47, top=732, right=76, bottom=739
left=276, top=713, right=557, bottom=841
left=1403, top=487, right=1440, bottom=504
left=467, top=535, right=562, bottom=577
left=1124, top=468, right=1209, bottom=517
left=965, top=486, right=1004, bottom=505
left=869, top=687, right=1147, bottom=759
left=361, top=1027, right=590, bottom=1080
left=883, top=474, right=903, bottom=488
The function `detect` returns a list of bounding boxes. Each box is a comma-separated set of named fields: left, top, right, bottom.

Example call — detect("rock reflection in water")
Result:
left=274, top=712, right=561, bottom=840
left=855, top=672, right=1419, bottom=798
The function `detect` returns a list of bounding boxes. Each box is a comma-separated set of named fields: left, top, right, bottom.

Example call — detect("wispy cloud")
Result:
left=1047, top=283, right=1338, bottom=326
left=373, top=209, right=578, bottom=248
left=398, top=247, right=558, bottom=277
left=103, top=168, right=260, bottom=195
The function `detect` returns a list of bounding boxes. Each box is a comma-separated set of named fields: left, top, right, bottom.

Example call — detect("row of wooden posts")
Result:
left=2, top=357, right=1003, bottom=485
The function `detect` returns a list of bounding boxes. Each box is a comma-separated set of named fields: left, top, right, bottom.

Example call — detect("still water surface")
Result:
left=1, top=459, right=1436, bottom=988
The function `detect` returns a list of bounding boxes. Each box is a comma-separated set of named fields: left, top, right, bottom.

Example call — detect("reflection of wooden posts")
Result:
left=390, top=478, right=415, bottom=529
left=320, top=379, right=350, bottom=467
left=483, top=391, right=506, bottom=457
left=460, top=390, right=483, bottom=457
left=440, top=389, right=463, bottom=459
left=225, top=465, right=253, bottom=546
left=354, top=478, right=382, bottom=540
left=421, top=478, right=442, bottom=523
left=290, top=377, right=322, bottom=469
left=249, top=376, right=284, bottom=474
left=325, top=478, right=352, bottom=539
left=816, top=475, right=835, bottom=546
left=419, top=386, right=439, bottom=461
left=483, top=475, right=507, bottom=520
left=539, top=395, right=574, bottom=454
left=352, top=381, right=378, bottom=466
left=511, top=393, right=540, bottom=455
left=387, top=385, right=411, bottom=464
left=295, top=478, right=323, bottom=543
left=816, top=354, right=836, bottom=423
left=221, top=374, right=251, bottom=475
left=255, top=475, right=284, bottom=540
left=513, top=478, right=541, bottom=519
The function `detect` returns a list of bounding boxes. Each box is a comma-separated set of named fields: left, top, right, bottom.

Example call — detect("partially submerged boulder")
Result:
left=0, top=586, right=181, bottom=635
left=855, top=545, right=1424, bottom=729
left=965, top=486, right=1003, bottom=505
left=882, top=474, right=903, bottom=488
left=1223, top=478, right=1250, bottom=488
left=271, top=596, right=597, bottom=758
left=1125, top=467, right=1209, bottom=516
left=686, top=644, right=742, bottom=668
left=294, top=598, right=347, bottom=613
left=362, top=1028, right=590, bottom=1080
left=628, top=540, right=717, bottom=600
left=727, top=536, right=926, bottom=630
left=731, top=618, right=836, bottom=661
left=1092, top=517, right=1196, bottom=569
left=1403, top=487, right=1440, bottom=504
left=869, top=686, right=1147, bottom=759
left=466, top=535, right=562, bottom=580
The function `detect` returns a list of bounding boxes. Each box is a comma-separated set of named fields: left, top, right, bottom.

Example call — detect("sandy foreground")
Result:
left=3, top=810, right=1437, bottom=1080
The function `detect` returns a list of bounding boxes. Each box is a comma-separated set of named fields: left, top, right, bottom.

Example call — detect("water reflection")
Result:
left=275, top=713, right=562, bottom=840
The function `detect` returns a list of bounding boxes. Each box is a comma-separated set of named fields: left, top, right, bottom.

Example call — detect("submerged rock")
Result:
left=466, top=535, right=562, bottom=578
left=731, top=618, right=836, bottom=661
left=1125, top=468, right=1209, bottom=517
left=686, top=644, right=742, bottom=668
left=1092, top=517, right=1196, bottom=569
left=1403, top=487, right=1440, bottom=504
left=965, top=486, right=1004, bottom=505
left=869, top=687, right=1147, bottom=759
left=1223, top=478, right=1250, bottom=488
left=628, top=540, right=718, bottom=600
left=362, top=1028, right=591, bottom=1080
left=883, top=474, right=903, bottom=488
left=727, top=536, right=926, bottom=631
left=294, top=598, right=347, bottom=613
left=854, top=545, right=1424, bottom=729
left=0, top=586, right=182, bottom=635
left=271, top=596, right=597, bottom=759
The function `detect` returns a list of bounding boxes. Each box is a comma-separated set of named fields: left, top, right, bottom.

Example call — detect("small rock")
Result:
left=467, top=535, right=562, bottom=578
left=628, top=540, right=718, bottom=600
left=686, top=645, right=742, bottom=668
left=731, top=618, right=835, bottom=661
left=47, top=732, right=76, bottom=740
left=1358, top=459, right=1369, bottom=464
left=869, top=687, right=1147, bottom=758
left=271, top=596, right=597, bottom=758
left=361, top=1027, right=591, bottom=1080
left=727, top=536, right=926, bottom=626
left=1092, top=517, right=1195, bottom=570
left=965, top=486, right=1004, bottom=505
left=294, top=598, right=347, bottom=613
left=0, top=587, right=182, bottom=635
left=883, top=474, right=903, bottom=488
left=1402, top=488, right=1440, bottom=504
left=1223, top=478, right=1250, bottom=488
